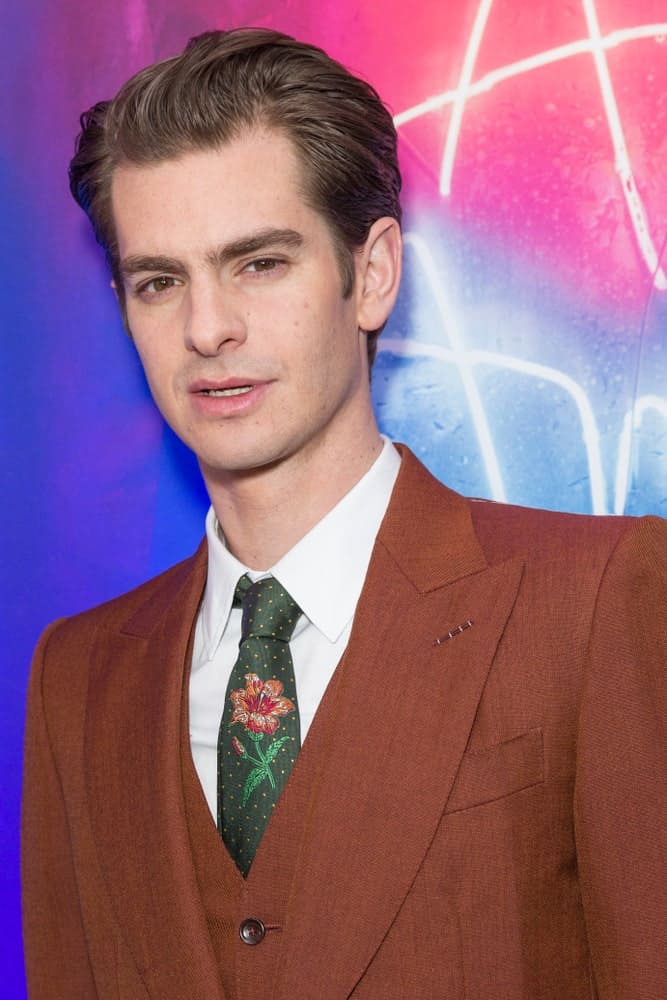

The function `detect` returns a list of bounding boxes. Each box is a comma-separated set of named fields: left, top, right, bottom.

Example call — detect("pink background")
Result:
left=4, top=2, right=666, bottom=992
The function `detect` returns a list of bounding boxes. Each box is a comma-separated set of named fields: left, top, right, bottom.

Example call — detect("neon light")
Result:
left=440, top=0, right=495, bottom=197
left=394, top=16, right=667, bottom=290
left=402, top=232, right=507, bottom=502
left=394, top=24, right=667, bottom=126
left=380, top=337, right=607, bottom=514
left=472, top=350, right=607, bottom=514
left=614, top=396, right=667, bottom=513
left=581, top=0, right=667, bottom=289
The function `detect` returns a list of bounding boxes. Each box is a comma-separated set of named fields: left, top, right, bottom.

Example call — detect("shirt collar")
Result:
left=199, top=439, right=401, bottom=657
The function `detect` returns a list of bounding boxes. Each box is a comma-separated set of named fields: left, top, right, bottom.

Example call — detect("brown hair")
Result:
left=69, top=28, right=402, bottom=364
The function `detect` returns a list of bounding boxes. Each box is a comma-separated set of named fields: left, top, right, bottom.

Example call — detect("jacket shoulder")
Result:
left=37, top=542, right=206, bottom=650
left=466, top=495, right=660, bottom=562
left=468, top=493, right=629, bottom=531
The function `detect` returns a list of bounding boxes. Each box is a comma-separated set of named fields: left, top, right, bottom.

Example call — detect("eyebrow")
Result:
left=118, top=227, right=305, bottom=280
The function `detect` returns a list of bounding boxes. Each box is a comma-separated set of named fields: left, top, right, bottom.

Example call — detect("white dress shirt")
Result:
left=189, top=439, right=401, bottom=820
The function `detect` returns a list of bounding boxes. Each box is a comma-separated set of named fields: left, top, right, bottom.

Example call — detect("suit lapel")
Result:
left=85, top=545, right=226, bottom=1000
left=276, top=450, right=524, bottom=999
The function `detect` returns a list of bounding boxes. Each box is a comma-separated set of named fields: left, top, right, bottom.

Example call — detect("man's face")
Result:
left=111, top=130, right=378, bottom=486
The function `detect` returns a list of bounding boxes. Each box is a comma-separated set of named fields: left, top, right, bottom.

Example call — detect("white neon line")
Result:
left=394, top=24, right=667, bottom=126
left=394, top=15, right=667, bottom=293
left=402, top=233, right=506, bottom=501
left=395, top=41, right=591, bottom=125
left=581, top=0, right=667, bottom=290
left=615, top=410, right=635, bottom=514
left=440, top=0, right=495, bottom=196
left=472, top=350, right=607, bottom=513
left=614, top=395, right=667, bottom=513
left=380, top=338, right=607, bottom=513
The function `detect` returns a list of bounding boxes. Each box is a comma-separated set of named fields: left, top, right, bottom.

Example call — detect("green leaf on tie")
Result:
left=243, top=766, right=270, bottom=806
left=264, top=736, right=291, bottom=763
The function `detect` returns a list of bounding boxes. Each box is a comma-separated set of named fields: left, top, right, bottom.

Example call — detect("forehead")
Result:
left=110, top=129, right=320, bottom=257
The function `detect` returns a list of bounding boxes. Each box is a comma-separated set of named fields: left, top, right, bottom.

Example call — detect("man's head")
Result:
left=69, top=27, right=402, bottom=366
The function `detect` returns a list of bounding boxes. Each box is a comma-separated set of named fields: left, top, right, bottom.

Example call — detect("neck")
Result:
left=203, top=429, right=384, bottom=570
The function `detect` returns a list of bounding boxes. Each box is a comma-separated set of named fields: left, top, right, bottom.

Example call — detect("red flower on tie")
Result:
left=230, top=673, right=296, bottom=735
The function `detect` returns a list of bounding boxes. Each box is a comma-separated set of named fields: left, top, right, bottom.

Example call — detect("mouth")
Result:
left=198, top=385, right=254, bottom=397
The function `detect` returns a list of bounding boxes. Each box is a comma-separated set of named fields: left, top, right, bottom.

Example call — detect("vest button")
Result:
left=239, top=918, right=266, bottom=945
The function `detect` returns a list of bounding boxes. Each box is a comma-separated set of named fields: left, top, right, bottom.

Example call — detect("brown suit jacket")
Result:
left=22, top=448, right=667, bottom=999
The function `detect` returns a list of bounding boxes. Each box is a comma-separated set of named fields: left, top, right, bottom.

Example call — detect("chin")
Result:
left=198, top=447, right=287, bottom=479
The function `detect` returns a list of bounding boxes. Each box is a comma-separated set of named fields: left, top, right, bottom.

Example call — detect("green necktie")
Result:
left=217, top=574, right=302, bottom=876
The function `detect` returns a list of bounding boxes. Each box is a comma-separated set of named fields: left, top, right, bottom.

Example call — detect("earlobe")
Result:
left=355, top=217, right=402, bottom=332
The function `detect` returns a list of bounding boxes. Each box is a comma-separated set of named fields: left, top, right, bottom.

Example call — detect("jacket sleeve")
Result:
left=21, top=621, right=97, bottom=998
left=575, top=515, right=667, bottom=998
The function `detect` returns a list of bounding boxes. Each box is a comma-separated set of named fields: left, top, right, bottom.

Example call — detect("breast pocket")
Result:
left=445, top=727, right=544, bottom=813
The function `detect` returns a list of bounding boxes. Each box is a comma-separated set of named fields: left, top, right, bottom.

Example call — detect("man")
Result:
left=22, top=27, right=666, bottom=1000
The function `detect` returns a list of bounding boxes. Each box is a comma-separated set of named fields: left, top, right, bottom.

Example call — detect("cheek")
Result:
left=296, top=292, right=356, bottom=357
left=132, top=340, right=176, bottom=404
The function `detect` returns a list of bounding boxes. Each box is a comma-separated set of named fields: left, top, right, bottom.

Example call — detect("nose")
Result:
left=184, top=279, right=247, bottom=356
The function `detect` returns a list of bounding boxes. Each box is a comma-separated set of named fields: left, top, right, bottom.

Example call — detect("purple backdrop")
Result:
left=4, top=2, right=666, bottom=994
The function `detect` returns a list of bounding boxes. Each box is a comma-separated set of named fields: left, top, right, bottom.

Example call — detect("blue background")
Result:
left=3, top=1, right=666, bottom=994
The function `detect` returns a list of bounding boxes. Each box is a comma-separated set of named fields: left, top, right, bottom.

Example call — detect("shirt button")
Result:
left=239, top=918, right=266, bottom=945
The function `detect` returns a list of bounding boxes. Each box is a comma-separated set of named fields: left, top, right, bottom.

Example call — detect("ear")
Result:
left=354, top=217, right=402, bottom=333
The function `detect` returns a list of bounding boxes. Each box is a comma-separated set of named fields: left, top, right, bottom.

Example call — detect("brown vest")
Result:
left=181, top=661, right=343, bottom=1000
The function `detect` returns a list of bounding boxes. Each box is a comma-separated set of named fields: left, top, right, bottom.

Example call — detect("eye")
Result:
left=136, top=275, right=182, bottom=298
left=243, top=257, right=284, bottom=275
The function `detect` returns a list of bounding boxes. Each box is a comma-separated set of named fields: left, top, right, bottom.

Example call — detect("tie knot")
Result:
left=234, top=575, right=301, bottom=643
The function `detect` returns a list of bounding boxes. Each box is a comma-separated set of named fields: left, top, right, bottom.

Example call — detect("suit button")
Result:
left=239, top=918, right=266, bottom=945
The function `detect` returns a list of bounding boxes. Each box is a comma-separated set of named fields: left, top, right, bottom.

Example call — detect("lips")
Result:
left=187, top=377, right=271, bottom=416
left=200, top=385, right=253, bottom=397
left=189, top=378, right=260, bottom=395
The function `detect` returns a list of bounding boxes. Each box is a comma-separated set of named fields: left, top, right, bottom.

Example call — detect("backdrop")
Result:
left=3, top=1, right=666, bottom=994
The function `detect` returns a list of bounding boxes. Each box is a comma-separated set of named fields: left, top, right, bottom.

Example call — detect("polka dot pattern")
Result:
left=217, top=575, right=302, bottom=877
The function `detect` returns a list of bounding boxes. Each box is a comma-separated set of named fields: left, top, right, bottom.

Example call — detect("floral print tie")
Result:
left=217, top=575, right=302, bottom=876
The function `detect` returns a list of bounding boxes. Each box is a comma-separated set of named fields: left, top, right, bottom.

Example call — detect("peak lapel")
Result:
left=85, top=546, right=225, bottom=1000
left=276, top=451, right=524, bottom=999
